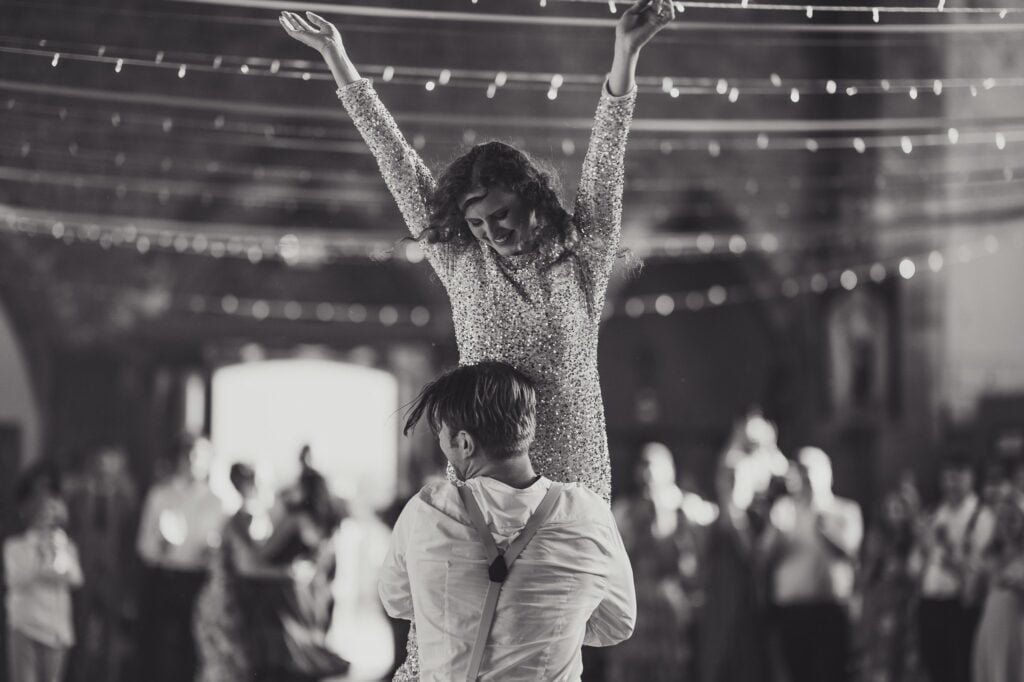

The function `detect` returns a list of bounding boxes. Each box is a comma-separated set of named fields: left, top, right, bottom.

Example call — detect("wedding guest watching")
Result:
left=381, top=361, right=636, bottom=681
left=910, top=452, right=994, bottom=682
left=135, top=434, right=225, bottom=682
left=763, top=447, right=863, bottom=682
left=4, top=488, right=84, bottom=682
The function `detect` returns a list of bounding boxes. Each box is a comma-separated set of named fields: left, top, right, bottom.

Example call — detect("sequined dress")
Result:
left=338, top=78, right=635, bottom=681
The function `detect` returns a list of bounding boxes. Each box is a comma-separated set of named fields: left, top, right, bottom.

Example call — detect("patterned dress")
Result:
left=193, top=513, right=252, bottom=682
left=337, top=79, right=635, bottom=681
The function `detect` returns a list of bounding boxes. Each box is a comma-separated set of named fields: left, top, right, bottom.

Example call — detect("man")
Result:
left=912, top=452, right=994, bottom=682
left=380, top=362, right=636, bottom=681
left=764, top=446, right=863, bottom=682
left=135, top=434, right=224, bottom=682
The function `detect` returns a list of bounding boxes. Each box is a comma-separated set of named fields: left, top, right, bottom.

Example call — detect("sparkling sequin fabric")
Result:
left=339, top=78, right=635, bottom=681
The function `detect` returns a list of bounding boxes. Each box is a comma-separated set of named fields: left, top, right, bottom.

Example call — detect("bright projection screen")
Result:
left=210, top=359, right=399, bottom=510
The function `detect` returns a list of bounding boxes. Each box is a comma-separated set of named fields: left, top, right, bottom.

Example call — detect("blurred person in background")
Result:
left=763, top=447, right=863, bottom=682
left=609, top=442, right=707, bottom=681
left=856, top=476, right=923, bottom=682
left=194, top=462, right=273, bottom=682
left=135, top=434, right=225, bottom=682
left=4, top=484, right=84, bottom=682
left=972, top=462, right=1024, bottom=682
left=64, top=445, right=139, bottom=682
left=238, top=461, right=349, bottom=682
left=699, top=423, right=774, bottom=682
left=910, top=452, right=994, bottom=682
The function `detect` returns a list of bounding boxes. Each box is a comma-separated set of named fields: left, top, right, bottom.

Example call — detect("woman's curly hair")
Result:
left=419, top=141, right=577, bottom=249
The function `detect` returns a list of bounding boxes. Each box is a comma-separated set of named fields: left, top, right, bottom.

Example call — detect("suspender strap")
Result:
left=457, top=481, right=564, bottom=682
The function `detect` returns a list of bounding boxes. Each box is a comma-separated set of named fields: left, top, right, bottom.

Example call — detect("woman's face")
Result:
left=460, top=186, right=538, bottom=256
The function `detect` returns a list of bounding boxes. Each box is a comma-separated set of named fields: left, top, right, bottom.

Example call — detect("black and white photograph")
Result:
left=2, top=0, right=1024, bottom=680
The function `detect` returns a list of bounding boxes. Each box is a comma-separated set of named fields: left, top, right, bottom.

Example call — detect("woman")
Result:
left=194, top=463, right=264, bottom=682
left=280, top=3, right=674, bottom=677
left=857, top=490, right=922, bottom=682
left=609, top=444, right=704, bottom=681
left=972, top=493, right=1024, bottom=682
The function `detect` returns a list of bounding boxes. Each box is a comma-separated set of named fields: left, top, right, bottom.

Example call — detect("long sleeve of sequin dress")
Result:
left=336, top=79, right=462, bottom=286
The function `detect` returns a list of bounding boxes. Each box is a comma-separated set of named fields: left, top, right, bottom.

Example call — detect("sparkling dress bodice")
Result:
left=338, top=79, right=635, bottom=502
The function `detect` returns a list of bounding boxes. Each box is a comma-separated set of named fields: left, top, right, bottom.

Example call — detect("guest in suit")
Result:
left=763, top=447, right=863, bottom=682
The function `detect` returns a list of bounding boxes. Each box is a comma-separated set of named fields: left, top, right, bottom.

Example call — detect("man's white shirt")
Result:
left=379, top=475, right=636, bottom=682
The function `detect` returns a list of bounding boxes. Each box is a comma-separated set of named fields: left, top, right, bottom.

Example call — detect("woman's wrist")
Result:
left=608, top=47, right=639, bottom=96
left=322, top=43, right=361, bottom=85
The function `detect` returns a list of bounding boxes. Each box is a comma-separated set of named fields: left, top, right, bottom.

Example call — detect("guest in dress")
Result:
left=4, top=488, right=84, bottom=682
left=972, top=487, right=1024, bottom=682
left=857, top=486, right=922, bottom=682
left=609, top=443, right=705, bottom=681
left=194, top=462, right=274, bottom=682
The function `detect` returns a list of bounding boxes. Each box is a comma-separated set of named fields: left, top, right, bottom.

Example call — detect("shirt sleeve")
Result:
left=378, top=496, right=418, bottom=621
left=584, top=510, right=637, bottom=647
left=337, top=79, right=462, bottom=286
left=571, top=79, right=637, bottom=317
left=135, top=489, right=162, bottom=566
left=3, top=538, right=40, bottom=589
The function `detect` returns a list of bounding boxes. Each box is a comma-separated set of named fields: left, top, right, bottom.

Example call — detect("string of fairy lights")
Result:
left=3, top=1, right=1022, bottom=329
left=4, top=36, right=1024, bottom=103
left=608, top=226, right=1024, bottom=318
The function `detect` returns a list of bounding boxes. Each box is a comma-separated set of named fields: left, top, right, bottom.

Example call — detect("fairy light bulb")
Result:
left=947, top=127, right=959, bottom=144
left=716, top=79, right=728, bottom=95
left=826, top=80, right=837, bottom=94
left=382, top=66, right=395, bottom=82
left=901, top=137, right=913, bottom=154
left=853, top=137, right=866, bottom=153
left=439, top=69, right=451, bottom=85
left=790, top=88, right=800, bottom=103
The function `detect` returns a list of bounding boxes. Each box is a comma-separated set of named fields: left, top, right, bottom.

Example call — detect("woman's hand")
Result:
left=279, top=10, right=344, bottom=56
left=279, top=10, right=362, bottom=86
left=616, top=0, right=676, bottom=56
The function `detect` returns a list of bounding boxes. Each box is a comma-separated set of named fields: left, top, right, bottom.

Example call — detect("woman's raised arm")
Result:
left=573, top=0, right=674, bottom=313
left=280, top=12, right=458, bottom=281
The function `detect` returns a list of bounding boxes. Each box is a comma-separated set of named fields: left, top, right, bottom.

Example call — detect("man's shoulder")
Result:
left=550, top=483, right=614, bottom=525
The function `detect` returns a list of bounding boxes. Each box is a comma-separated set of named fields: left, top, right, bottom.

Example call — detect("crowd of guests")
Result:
left=5, top=411, right=1024, bottom=682
left=3, top=438, right=349, bottom=682
left=611, top=411, right=1024, bottom=682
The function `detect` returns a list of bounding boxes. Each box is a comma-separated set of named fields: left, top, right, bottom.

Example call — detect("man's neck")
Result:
left=473, top=455, right=539, bottom=490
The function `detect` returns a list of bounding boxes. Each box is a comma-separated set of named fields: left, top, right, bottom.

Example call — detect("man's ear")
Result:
left=455, top=430, right=477, bottom=459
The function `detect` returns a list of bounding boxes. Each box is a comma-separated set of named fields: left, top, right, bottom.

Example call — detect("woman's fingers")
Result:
left=623, top=0, right=654, bottom=16
left=304, top=11, right=330, bottom=30
left=285, top=11, right=317, bottom=33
